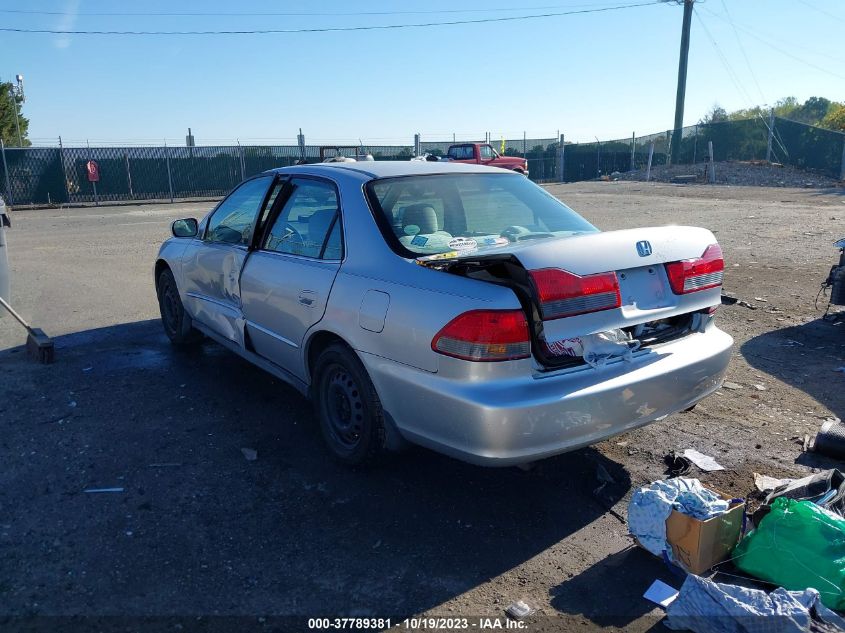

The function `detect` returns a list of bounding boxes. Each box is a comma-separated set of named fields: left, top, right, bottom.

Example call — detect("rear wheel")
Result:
left=313, top=343, right=386, bottom=465
left=157, top=268, right=201, bottom=346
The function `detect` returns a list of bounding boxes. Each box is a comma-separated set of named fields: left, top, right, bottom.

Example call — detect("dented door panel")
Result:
left=180, top=242, right=249, bottom=346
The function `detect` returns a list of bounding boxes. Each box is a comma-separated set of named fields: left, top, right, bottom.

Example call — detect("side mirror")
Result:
left=171, top=218, right=198, bottom=238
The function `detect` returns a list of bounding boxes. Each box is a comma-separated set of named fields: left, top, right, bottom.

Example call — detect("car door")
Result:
left=180, top=175, right=277, bottom=346
left=240, top=176, right=343, bottom=380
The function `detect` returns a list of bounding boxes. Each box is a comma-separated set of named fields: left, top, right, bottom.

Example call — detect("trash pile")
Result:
left=629, top=469, right=845, bottom=631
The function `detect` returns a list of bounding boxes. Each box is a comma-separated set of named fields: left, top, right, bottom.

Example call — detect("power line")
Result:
left=795, top=0, right=845, bottom=23
left=0, top=2, right=636, bottom=18
left=0, top=2, right=661, bottom=35
left=693, top=9, right=789, bottom=157
left=718, top=0, right=766, bottom=104
left=698, top=6, right=845, bottom=80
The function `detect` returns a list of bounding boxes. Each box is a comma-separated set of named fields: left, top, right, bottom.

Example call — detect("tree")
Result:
left=822, top=103, right=845, bottom=132
left=699, top=104, right=728, bottom=125
left=789, top=96, right=833, bottom=126
left=0, top=81, right=30, bottom=147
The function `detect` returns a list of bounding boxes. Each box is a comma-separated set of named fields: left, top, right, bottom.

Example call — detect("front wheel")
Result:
left=313, top=343, right=387, bottom=465
left=157, top=268, right=201, bottom=347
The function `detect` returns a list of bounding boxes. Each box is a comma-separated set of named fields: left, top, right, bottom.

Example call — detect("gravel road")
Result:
left=1, top=182, right=844, bottom=631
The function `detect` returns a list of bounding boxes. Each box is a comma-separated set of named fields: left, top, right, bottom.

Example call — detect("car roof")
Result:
left=265, top=160, right=515, bottom=181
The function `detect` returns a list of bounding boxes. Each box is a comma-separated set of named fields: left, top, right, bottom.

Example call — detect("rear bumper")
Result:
left=361, top=326, right=733, bottom=466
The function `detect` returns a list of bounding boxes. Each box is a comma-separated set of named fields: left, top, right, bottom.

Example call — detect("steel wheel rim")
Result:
left=324, top=365, right=364, bottom=449
left=162, top=281, right=180, bottom=335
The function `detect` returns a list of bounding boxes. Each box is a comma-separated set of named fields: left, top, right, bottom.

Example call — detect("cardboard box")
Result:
left=665, top=492, right=744, bottom=575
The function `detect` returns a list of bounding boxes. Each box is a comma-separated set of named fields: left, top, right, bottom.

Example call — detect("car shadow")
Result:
left=740, top=316, right=845, bottom=457
left=0, top=319, right=633, bottom=621
left=549, top=546, right=673, bottom=629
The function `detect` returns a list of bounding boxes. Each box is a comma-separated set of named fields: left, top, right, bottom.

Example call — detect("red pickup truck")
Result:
left=445, top=143, right=529, bottom=176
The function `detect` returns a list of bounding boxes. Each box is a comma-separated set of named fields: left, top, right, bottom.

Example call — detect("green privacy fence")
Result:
left=567, top=117, right=845, bottom=181
left=2, top=119, right=843, bottom=206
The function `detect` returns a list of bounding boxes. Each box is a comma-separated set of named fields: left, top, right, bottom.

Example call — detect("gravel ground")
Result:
left=617, top=160, right=843, bottom=188
left=1, top=181, right=845, bottom=631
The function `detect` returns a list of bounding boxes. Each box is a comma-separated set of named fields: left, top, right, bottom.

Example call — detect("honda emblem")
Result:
left=636, top=240, right=652, bottom=257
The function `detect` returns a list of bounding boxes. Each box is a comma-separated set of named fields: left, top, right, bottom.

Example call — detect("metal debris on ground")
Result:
left=664, top=451, right=693, bottom=477
left=721, top=381, right=742, bottom=390
left=682, top=449, right=725, bottom=472
left=593, top=463, right=615, bottom=495
left=737, top=300, right=758, bottom=310
left=241, top=448, right=258, bottom=461
left=813, top=420, right=845, bottom=460
left=753, top=384, right=767, bottom=391
left=753, top=472, right=793, bottom=493
left=83, top=487, right=124, bottom=493
left=504, top=600, right=534, bottom=621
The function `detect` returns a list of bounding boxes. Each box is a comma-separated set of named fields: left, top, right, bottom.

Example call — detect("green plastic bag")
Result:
left=734, top=497, right=845, bottom=610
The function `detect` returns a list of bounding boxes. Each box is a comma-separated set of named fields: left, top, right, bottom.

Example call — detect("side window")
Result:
left=263, top=178, right=341, bottom=259
left=205, top=177, right=272, bottom=246
left=480, top=145, right=495, bottom=159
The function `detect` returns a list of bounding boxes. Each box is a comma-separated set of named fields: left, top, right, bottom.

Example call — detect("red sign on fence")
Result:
left=86, top=160, right=100, bottom=182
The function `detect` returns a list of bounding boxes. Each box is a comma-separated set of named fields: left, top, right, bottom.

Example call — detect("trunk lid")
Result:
left=423, top=226, right=723, bottom=361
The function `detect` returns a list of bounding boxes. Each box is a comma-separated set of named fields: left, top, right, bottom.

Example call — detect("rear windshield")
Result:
left=366, top=173, right=597, bottom=257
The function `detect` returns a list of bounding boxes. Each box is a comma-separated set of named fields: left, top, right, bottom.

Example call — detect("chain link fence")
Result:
left=568, top=117, right=845, bottom=181
left=1, top=119, right=843, bottom=206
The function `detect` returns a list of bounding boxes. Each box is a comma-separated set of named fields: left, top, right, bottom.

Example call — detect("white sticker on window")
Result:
left=448, top=237, right=478, bottom=251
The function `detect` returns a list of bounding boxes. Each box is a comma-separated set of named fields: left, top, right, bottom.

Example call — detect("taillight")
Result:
left=431, top=309, right=530, bottom=362
left=665, top=244, right=724, bottom=294
left=529, top=268, right=621, bottom=320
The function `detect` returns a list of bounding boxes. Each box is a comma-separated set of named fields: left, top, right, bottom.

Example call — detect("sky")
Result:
left=2, top=0, right=844, bottom=147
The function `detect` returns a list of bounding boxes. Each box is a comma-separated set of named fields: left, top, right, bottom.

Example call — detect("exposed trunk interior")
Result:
left=423, top=254, right=700, bottom=370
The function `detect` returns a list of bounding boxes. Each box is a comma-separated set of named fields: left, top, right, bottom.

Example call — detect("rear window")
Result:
left=366, top=173, right=597, bottom=257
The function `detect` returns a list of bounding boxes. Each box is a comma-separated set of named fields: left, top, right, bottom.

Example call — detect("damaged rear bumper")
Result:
left=360, top=326, right=733, bottom=466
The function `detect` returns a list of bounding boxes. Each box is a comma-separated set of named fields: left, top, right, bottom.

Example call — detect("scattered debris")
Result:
left=737, top=498, right=845, bottom=611
left=504, top=600, right=534, bottom=621
left=83, top=487, right=124, bottom=493
left=753, top=472, right=792, bottom=493
left=682, top=449, right=725, bottom=472
left=666, top=574, right=845, bottom=631
left=643, top=579, right=679, bottom=608
left=664, top=450, right=693, bottom=477
left=813, top=420, right=845, bottom=460
left=721, top=381, right=743, bottom=390
left=593, top=463, right=615, bottom=495
left=753, top=297, right=768, bottom=302
left=147, top=463, right=182, bottom=468
left=753, top=384, right=767, bottom=391
left=780, top=339, right=804, bottom=347
left=737, top=300, right=758, bottom=310
left=240, top=448, right=258, bottom=461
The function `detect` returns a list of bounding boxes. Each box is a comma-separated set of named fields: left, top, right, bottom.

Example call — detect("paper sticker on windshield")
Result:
left=481, top=237, right=509, bottom=247
left=448, top=237, right=477, bottom=251
left=411, top=235, right=429, bottom=247
left=417, top=251, right=459, bottom=262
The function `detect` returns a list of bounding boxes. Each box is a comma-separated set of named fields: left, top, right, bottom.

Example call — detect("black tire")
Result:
left=157, top=268, right=201, bottom=347
left=313, top=343, right=386, bottom=465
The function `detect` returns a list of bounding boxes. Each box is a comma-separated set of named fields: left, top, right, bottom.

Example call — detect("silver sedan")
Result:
left=154, top=162, right=732, bottom=466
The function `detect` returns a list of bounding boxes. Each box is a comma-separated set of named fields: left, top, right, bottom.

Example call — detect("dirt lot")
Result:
left=1, top=182, right=845, bottom=631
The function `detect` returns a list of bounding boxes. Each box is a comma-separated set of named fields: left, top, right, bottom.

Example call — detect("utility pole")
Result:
left=669, top=0, right=694, bottom=165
